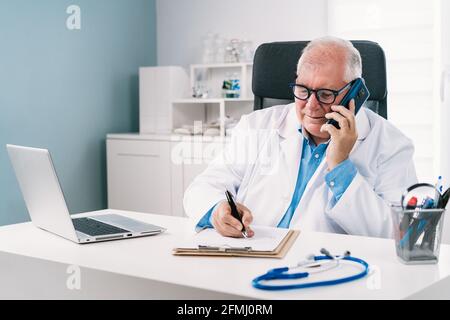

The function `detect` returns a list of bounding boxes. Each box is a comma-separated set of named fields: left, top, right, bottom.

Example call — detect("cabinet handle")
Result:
left=117, top=153, right=160, bottom=158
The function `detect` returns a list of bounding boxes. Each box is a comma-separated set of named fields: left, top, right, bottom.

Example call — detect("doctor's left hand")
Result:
left=321, top=99, right=358, bottom=171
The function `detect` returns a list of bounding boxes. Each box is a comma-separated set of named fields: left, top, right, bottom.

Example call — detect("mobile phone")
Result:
left=327, top=77, right=370, bottom=129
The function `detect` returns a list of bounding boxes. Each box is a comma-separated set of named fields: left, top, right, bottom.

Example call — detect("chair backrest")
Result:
left=252, top=40, right=388, bottom=119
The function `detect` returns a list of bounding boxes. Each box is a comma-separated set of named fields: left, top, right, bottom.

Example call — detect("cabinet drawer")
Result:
left=107, top=139, right=171, bottom=215
left=108, top=139, right=167, bottom=159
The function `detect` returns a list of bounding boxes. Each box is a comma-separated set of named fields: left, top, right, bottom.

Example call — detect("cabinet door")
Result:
left=173, top=162, right=209, bottom=217
left=171, top=140, right=226, bottom=217
left=107, top=139, right=171, bottom=215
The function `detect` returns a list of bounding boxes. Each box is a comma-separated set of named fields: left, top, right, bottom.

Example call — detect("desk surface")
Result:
left=1, top=209, right=450, bottom=299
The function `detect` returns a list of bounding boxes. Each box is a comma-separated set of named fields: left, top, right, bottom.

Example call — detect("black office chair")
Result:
left=252, top=41, right=388, bottom=119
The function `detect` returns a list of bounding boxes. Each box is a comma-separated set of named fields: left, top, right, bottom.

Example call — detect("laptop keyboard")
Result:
left=72, top=217, right=130, bottom=236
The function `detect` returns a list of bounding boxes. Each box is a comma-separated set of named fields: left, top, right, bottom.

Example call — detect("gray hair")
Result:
left=297, top=36, right=362, bottom=82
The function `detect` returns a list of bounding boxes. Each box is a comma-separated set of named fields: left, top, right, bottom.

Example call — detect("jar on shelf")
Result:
left=222, top=72, right=241, bottom=98
left=224, top=39, right=242, bottom=63
left=241, top=40, right=254, bottom=62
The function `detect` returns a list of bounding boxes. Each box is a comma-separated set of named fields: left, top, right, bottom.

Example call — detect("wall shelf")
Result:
left=190, top=62, right=253, bottom=99
left=190, top=62, right=253, bottom=69
left=172, top=63, right=255, bottom=138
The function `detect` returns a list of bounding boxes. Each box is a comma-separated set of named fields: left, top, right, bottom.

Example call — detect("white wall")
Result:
left=439, top=0, right=450, bottom=191
left=156, top=0, right=328, bottom=67
left=328, top=0, right=436, bottom=184
left=437, top=0, right=450, bottom=244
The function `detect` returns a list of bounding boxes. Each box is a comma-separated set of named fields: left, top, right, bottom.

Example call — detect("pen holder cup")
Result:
left=391, top=206, right=446, bottom=264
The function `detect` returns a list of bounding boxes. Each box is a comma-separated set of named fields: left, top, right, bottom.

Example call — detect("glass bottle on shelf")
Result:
left=192, top=69, right=209, bottom=98
left=222, top=72, right=240, bottom=98
left=241, top=40, right=254, bottom=62
left=224, top=39, right=242, bottom=63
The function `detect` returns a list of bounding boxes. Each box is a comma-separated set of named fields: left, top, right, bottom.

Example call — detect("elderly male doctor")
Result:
left=184, top=36, right=417, bottom=239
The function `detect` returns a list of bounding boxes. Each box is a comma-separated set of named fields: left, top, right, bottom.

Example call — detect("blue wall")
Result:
left=0, top=0, right=157, bottom=225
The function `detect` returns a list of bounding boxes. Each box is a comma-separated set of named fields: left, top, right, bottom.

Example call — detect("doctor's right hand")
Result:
left=211, top=201, right=255, bottom=238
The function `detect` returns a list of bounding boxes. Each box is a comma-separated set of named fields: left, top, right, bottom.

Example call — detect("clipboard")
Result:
left=173, top=229, right=300, bottom=258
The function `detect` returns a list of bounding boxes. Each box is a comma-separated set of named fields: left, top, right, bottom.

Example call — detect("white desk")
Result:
left=1, top=209, right=450, bottom=299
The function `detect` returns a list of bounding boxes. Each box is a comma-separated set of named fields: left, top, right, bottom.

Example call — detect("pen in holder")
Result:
left=391, top=183, right=446, bottom=264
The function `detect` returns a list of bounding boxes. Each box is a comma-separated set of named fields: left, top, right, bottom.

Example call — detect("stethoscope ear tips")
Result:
left=319, top=248, right=351, bottom=259
left=320, top=248, right=332, bottom=257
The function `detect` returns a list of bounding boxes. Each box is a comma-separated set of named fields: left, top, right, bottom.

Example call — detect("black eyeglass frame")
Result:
left=288, top=80, right=355, bottom=105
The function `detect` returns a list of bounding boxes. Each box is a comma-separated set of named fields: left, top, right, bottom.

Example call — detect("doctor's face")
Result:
left=295, top=56, right=349, bottom=144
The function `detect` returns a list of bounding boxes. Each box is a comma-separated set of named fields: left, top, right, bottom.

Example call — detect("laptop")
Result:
left=6, top=144, right=166, bottom=244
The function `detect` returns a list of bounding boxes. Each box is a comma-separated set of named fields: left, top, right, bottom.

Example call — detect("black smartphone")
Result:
left=327, top=77, right=370, bottom=129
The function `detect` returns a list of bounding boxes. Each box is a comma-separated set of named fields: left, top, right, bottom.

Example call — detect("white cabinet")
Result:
left=107, top=134, right=227, bottom=217
left=170, top=138, right=226, bottom=216
left=139, top=66, right=190, bottom=134
left=107, top=137, right=172, bottom=215
left=170, top=161, right=209, bottom=217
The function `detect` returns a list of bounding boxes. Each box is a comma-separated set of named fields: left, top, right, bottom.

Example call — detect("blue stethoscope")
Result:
left=252, top=248, right=369, bottom=290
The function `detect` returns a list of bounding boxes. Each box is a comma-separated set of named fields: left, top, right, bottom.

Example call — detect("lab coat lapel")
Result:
left=277, top=105, right=303, bottom=190
left=353, top=106, right=370, bottom=148
left=279, top=136, right=328, bottom=228
left=279, top=134, right=303, bottom=188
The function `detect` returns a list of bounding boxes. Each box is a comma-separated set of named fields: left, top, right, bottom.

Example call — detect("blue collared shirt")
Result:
left=195, top=130, right=357, bottom=230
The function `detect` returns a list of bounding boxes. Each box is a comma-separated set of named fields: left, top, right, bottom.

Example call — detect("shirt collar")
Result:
left=298, top=127, right=330, bottom=148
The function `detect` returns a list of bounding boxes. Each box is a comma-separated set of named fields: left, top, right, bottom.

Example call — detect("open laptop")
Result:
left=6, top=144, right=166, bottom=244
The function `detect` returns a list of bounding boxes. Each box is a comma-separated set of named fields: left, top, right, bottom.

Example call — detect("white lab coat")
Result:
left=183, top=103, right=417, bottom=238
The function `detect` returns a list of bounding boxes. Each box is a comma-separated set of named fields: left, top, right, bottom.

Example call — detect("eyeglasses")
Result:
left=288, top=80, right=354, bottom=105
